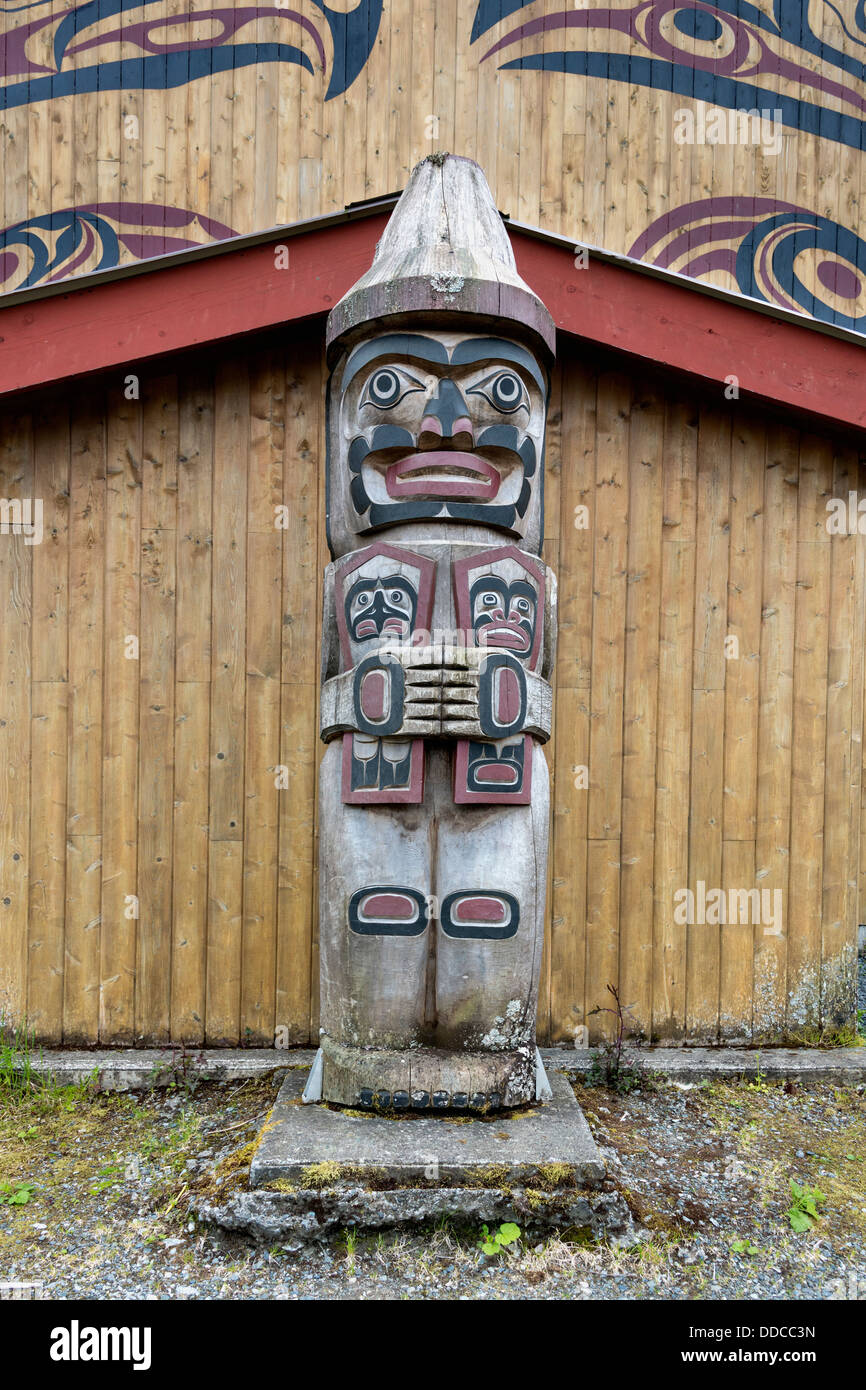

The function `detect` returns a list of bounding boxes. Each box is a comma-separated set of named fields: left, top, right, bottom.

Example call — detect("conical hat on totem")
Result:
left=325, top=153, right=556, bottom=366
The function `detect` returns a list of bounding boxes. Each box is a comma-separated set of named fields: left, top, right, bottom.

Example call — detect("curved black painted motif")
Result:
left=0, top=203, right=237, bottom=292
left=352, top=652, right=407, bottom=737
left=440, top=891, right=520, bottom=941
left=630, top=196, right=866, bottom=333
left=348, top=886, right=428, bottom=936
left=471, top=0, right=866, bottom=153
left=0, top=0, right=382, bottom=109
left=477, top=652, right=527, bottom=739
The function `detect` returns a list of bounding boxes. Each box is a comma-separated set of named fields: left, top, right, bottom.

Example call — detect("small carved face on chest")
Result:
left=327, top=330, right=548, bottom=556
left=471, top=575, right=536, bottom=655
left=347, top=575, right=416, bottom=643
left=453, top=546, right=546, bottom=672
left=334, top=542, right=436, bottom=669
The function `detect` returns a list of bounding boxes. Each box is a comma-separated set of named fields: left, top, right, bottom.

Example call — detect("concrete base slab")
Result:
left=12, top=1048, right=316, bottom=1091
left=249, top=1070, right=605, bottom=1189
left=558, top=1046, right=866, bottom=1086
left=7, top=1044, right=866, bottom=1091
left=193, top=1183, right=636, bottom=1250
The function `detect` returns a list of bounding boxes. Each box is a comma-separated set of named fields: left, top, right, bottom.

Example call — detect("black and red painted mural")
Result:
left=473, top=0, right=866, bottom=152
left=1, top=0, right=865, bottom=330
left=628, top=196, right=866, bottom=332
left=0, top=202, right=236, bottom=291
left=0, top=0, right=382, bottom=105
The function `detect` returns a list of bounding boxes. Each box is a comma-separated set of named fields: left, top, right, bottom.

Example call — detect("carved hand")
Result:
left=399, top=655, right=482, bottom=738
left=320, top=643, right=552, bottom=743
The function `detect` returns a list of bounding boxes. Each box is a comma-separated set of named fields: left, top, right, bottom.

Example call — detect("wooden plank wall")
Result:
left=546, top=343, right=866, bottom=1045
left=1, top=0, right=865, bottom=332
left=0, top=328, right=863, bottom=1045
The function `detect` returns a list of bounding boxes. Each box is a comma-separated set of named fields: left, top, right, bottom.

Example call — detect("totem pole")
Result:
left=316, top=155, right=556, bottom=1110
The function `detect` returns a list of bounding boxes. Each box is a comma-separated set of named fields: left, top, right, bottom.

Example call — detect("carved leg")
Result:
left=433, top=741, right=549, bottom=1105
left=319, top=741, right=548, bottom=1110
left=318, top=739, right=431, bottom=1056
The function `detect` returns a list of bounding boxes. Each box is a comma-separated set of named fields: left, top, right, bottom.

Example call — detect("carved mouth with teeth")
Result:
left=355, top=616, right=406, bottom=638
left=479, top=623, right=531, bottom=652
left=385, top=452, right=501, bottom=500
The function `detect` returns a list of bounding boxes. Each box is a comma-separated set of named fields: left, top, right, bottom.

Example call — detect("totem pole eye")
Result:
left=490, top=372, right=524, bottom=411
left=481, top=592, right=499, bottom=608
left=357, top=593, right=371, bottom=606
left=368, top=369, right=399, bottom=405
left=515, top=597, right=531, bottom=614
left=389, top=590, right=405, bottom=604
left=362, top=367, right=423, bottom=409
left=468, top=370, right=529, bottom=414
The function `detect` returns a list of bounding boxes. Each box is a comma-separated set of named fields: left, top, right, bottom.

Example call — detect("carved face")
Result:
left=334, top=542, right=435, bottom=670
left=327, top=330, right=548, bottom=556
left=346, top=575, right=417, bottom=643
left=453, top=545, right=546, bottom=673
left=471, top=576, right=536, bottom=654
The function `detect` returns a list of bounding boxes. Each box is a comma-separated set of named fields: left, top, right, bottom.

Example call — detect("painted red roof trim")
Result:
left=0, top=212, right=863, bottom=432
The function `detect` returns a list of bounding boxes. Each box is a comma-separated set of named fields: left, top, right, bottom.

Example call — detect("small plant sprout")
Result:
left=786, top=1180, right=826, bottom=1233
left=0, top=1179, right=35, bottom=1206
left=478, top=1222, right=521, bottom=1257
left=745, top=1052, right=772, bottom=1093
left=730, top=1238, right=760, bottom=1256
left=148, top=1043, right=210, bottom=1098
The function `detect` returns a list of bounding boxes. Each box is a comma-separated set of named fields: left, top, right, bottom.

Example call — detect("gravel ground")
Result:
left=0, top=961, right=863, bottom=1302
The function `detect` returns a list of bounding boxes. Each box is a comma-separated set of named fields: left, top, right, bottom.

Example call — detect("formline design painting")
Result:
left=2, top=0, right=865, bottom=330
left=629, top=196, right=866, bottom=332
left=473, top=0, right=866, bottom=151
left=0, top=203, right=237, bottom=291
left=0, top=0, right=382, bottom=107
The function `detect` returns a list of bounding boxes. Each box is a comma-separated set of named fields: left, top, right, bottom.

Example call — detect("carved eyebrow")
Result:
left=507, top=580, right=537, bottom=602
left=470, top=575, right=508, bottom=599
left=341, top=334, right=546, bottom=395
left=342, top=335, right=449, bottom=389
left=450, top=338, right=546, bottom=394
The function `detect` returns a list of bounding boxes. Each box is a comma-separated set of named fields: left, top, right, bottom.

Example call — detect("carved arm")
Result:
left=320, top=643, right=552, bottom=743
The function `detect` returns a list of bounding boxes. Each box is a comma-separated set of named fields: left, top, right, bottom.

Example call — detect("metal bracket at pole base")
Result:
left=302, top=1047, right=324, bottom=1104
left=535, top=1047, right=553, bottom=1102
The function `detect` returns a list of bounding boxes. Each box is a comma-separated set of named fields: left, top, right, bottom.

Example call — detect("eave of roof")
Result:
left=0, top=197, right=862, bottom=432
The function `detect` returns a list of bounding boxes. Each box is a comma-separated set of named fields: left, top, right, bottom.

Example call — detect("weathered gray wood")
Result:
left=325, top=154, right=555, bottom=383
left=318, top=156, right=557, bottom=1109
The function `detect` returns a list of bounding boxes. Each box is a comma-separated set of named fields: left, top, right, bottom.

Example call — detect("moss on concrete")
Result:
left=536, top=1163, right=577, bottom=1189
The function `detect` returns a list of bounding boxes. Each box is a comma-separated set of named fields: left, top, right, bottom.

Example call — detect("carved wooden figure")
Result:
left=317, top=155, right=557, bottom=1109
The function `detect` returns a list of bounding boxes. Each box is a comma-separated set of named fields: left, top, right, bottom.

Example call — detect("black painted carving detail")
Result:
left=470, top=574, right=537, bottom=653
left=348, top=886, right=428, bottom=937
left=478, top=652, right=527, bottom=738
left=440, top=890, right=521, bottom=941
left=349, top=737, right=415, bottom=792
left=345, top=573, right=418, bottom=644
left=464, top=737, right=526, bottom=795
left=352, top=651, right=406, bottom=736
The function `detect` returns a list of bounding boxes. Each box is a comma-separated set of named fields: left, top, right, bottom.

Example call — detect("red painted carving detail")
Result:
left=360, top=669, right=388, bottom=721
left=361, top=893, right=417, bottom=920
left=453, top=896, right=507, bottom=924
left=494, top=665, right=521, bottom=725
left=385, top=452, right=500, bottom=501
left=475, top=764, right=519, bottom=784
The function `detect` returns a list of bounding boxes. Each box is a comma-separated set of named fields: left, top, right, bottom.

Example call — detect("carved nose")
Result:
left=418, top=377, right=474, bottom=449
left=418, top=414, right=475, bottom=450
